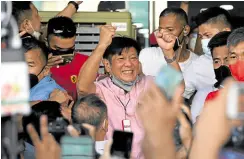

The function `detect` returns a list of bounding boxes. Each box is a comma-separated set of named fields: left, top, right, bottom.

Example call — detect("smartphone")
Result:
left=54, top=54, right=74, bottom=65
left=155, top=65, right=183, bottom=100
left=227, top=82, right=244, bottom=120
left=110, top=130, right=133, bottom=159
left=61, top=135, right=95, bottom=159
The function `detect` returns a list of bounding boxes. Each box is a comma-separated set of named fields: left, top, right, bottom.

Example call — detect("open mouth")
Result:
left=122, top=70, right=133, bottom=75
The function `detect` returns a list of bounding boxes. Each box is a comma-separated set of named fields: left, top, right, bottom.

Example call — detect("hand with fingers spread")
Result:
left=47, top=53, right=64, bottom=68
left=137, top=82, right=184, bottom=159
left=98, top=25, right=117, bottom=48
left=189, top=79, right=235, bottom=159
left=137, top=82, right=184, bottom=134
left=27, top=115, right=61, bottom=159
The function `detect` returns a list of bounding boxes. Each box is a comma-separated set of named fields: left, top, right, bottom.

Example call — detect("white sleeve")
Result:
left=139, top=47, right=166, bottom=76
left=191, top=87, right=214, bottom=123
left=193, top=55, right=217, bottom=90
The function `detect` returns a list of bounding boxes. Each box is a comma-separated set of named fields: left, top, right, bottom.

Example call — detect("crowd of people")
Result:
left=5, top=1, right=244, bottom=159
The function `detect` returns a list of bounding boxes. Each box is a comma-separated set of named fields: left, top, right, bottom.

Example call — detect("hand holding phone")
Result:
left=110, top=130, right=133, bottom=159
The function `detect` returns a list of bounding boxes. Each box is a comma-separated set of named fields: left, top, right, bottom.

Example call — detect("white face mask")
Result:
left=201, top=38, right=211, bottom=56
left=29, top=22, right=41, bottom=40
left=189, top=34, right=197, bottom=51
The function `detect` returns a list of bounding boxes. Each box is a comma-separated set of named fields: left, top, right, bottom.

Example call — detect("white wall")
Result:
left=41, top=1, right=101, bottom=12
left=153, top=1, right=167, bottom=31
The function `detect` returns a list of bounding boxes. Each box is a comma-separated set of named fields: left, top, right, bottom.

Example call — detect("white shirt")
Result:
left=191, top=86, right=218, bottom=123
left=139, top=47, right=206, bottom=99
left=95, top=140, right=107, bottom=155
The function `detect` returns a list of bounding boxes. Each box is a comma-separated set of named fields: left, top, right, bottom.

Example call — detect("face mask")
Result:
left=111, top=74, right=140, bottom=92
left=229, top=60, right=244, bottom=81
left=201, top=38, right=211, bottom=56
left=29, top=22, right=41, bottom=40
left=214, top=65, right=232, bottom=88
left=29, top=74, right=39, bottom=88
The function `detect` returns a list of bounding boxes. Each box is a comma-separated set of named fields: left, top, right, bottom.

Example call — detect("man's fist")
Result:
left=98, top=25, right=116, bottom=47
left=156, top=31, right=177, bottom=51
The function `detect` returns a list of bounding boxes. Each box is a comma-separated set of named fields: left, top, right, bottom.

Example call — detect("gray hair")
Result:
left=227, top=27, right=244, bottom=48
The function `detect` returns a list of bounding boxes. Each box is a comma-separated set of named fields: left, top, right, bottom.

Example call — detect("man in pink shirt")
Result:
left=77, top=25, right=183, bottom=158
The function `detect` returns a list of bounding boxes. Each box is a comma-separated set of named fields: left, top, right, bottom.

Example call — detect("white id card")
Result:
left=122, top=119, right=131, bottom=132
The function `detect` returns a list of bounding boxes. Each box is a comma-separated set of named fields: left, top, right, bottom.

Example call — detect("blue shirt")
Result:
left=24, top=142, right=35, bottom=159
left=30, top=75, right=65, bottom=101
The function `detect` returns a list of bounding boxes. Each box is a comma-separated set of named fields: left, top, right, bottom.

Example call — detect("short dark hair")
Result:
left=12, top=1, right=33, bottom=28
left=103, top=36, right=141, bottom=62
left=22, top=101, right=64, bottom=144
left=159, top=7, right=188, bottom=25
left=194, top=7, right=232, bottom=29
left=227, top=27, right=244, bottom=48
left=208, top=31, right=231, bottom=57
left=47, top=16, right=76, bottom=40
left=72, top=94, right=107, bottom=129
left=21, top=33, right=48, bottom=64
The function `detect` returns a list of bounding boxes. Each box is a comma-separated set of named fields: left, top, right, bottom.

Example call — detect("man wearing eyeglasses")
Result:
left=46, top=16, right=88, bottom=101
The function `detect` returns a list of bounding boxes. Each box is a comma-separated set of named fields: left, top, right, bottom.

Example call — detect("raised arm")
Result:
left=180, top=2, right=189, bottom=15
left=77, top=25, right=116, bottom=95
left=155, top=31, right=185, bottom=90
left=56, top=1, right=83, bottom=18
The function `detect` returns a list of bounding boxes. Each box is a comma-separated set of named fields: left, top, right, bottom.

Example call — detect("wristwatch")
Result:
left=164, top=53, right=177, bottom=63
left=68, top=1, right=79, bottom=11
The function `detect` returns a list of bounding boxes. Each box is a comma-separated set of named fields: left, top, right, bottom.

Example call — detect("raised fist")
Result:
left=98, top=25, right=116, bottom=47
left=156, top=31, right=177, bottom=51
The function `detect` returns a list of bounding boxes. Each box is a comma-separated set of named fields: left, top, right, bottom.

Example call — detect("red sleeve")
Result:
left=205, top=90, right=219, bottom=104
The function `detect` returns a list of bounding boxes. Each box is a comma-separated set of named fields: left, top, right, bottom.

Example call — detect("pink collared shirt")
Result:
left=95, top=75, right=154, bottom=159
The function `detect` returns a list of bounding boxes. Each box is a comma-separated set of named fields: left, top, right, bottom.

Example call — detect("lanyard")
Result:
left=115, top=96, right=131, bottom=120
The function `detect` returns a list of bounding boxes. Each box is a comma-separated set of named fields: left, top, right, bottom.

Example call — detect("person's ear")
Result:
left=22, top=19, right=32, bottom=33
left=103, top=59, right=112, bottom=74
left=183, top=25, right=190, bottom=36
left=43, top=65, right=50, bottom=76
left=102, top=118, right=108, bottom=132
left=222, top=28, right=231, bottom=32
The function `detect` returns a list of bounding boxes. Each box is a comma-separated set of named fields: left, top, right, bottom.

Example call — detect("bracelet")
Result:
left=68, top=1, right=79, bottom=11
left=164, top=53, right=177, bottom=63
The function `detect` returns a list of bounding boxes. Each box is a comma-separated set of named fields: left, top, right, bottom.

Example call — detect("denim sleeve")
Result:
left=29, top=91, right=50, bottom=101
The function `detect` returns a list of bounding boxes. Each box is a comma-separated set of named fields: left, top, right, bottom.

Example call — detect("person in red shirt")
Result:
left=46, top=16, right=88, bottom=101
left=205, top=27, right=244, bottom=102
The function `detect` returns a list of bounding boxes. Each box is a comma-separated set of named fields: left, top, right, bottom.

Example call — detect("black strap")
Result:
left=68, top=1, right=79, bottom=11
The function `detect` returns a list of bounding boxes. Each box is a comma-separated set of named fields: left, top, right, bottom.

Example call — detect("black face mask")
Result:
left=214, top=65, right=232, bottom=88
left=29, top=74, right=39, bottom=88
left=173, top=28, right=185, bottom=51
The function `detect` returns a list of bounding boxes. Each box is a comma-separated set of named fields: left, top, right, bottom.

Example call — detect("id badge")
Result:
left=122, top=119, right=131, bottom=132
